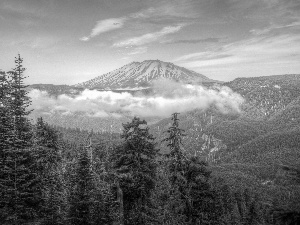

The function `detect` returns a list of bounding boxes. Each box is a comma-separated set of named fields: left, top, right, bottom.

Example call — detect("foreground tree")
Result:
left=0, top=70, right=13, bottom=221
left=163, top=113, right=187, bottom=188
left=0, top=71, right=12, bottom=152
left=163, top=113, right=213, bottom=225
left=112, top=117, right=159, bottom=225
left=0, top=70, right=12, bottom=164
left=0, top=55, right=42, bottom=224
left=33, top=117, right=65, bottom=225
left=68, top=147, right=94, bottom=225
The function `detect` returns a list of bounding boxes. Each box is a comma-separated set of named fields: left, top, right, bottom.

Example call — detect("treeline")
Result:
left=0, top=55, right=298, bottom=225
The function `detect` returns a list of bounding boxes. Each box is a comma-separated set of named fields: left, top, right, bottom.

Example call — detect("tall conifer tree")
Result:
left=112, top=117, right=158, bottom=225
left=163, top=113, right=213, bottom=225
left=33, top=117, right=65, bottom=225
left=0, top=70, right=13, bottom=221
left=0, top=71, right=12, bottom=158
left=0, top=55, right=41, bottom=224
left=163, top=113, right=186, bottom=186
left=69, top=147, right=94, bottom=225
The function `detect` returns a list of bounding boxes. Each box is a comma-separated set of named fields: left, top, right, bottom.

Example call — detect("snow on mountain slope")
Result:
left=75, top=60, right=218, bottom=89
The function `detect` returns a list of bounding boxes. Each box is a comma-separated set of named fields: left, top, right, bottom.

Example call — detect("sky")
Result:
left=0, top=0, right=299, bottom=85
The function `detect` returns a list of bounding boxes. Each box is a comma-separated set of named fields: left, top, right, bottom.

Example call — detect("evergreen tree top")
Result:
left=121, top=117, right=154, bottom=141
left=163, top=113, right=185, bottom=151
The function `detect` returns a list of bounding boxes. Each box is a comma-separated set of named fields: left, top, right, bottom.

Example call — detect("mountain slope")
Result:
left=75, top=60, right=217, bottom=89
left=150, top=74, right=300, bottom=160
left=225, top=74, right=300, bottom=117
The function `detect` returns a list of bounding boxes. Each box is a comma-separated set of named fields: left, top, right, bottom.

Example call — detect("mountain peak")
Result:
left=75, top=60, right=218, bottom=89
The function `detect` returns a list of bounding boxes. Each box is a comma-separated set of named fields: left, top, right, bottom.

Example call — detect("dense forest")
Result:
left=1, top=55, right=299, bottom=225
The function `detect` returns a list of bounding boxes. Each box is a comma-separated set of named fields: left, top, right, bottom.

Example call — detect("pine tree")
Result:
left=163, top=113, right=214, bottom=225
left=69, top=147, right=94, bottom=225
left=33, top=117, right=65, bottom=225
left=112, top=117, right=158, bottom=225
left=163, top=113, right=186, bottom=186
left=0, top=70, right=13, bottom=221
left=0, top=55, right=42, bottom=224
left=0, top=70, right=12, bottom=152
left=9, top=54, right=32, bottom=142
left=152, top=161, right=187, bottom=225
left=162, top=113, right=188, bottom=223
left=184, top=157, right=212, bottom=225
left=0, top=70, right=12, bottom=160
left=89, top=140, right=116, bottom=225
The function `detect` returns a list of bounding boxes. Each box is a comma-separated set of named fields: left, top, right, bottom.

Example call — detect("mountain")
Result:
left=75, top=60, right=218, bottom=90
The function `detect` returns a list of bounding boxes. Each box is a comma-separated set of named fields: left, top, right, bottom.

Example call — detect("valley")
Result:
left=2, top=57, right=300, bottom=225
left=2, top=0, right=300, bottom=223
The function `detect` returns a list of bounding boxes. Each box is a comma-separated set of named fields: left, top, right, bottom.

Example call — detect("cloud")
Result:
left=79, top=7, right=164, bottom=42
left=129, top=7, right=157, bottom=19
left=27, top=36, right=60, bottom=49
left=80, top=36, right=90, bottom=41
left=176, top=34, right=300, bottom=64
left=79, top=2, right=195, bottom=42
left=113, top=25, right=183, bottom=47
left=250, top=20, right=300, bottom=35
left=28, top=79, right=244, bottom=118
left=166, top=37, right=222, bottom=44
left=127, top=46, right=148, bottom=55
left=175, top=34, right=300, bottom=79
left=0, top=1, right=47, bottom=18
left=80, top=17, right=127, bottom=41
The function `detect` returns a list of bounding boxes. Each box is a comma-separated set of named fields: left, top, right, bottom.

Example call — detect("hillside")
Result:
left=150, top=74, right=300, bottom=161
left=28, top=84, right=84, bottom=96
left=146, top=75, right=300, bottom=212
left=75, top=60, right=218, bottom=89
left=225, top=74, right=300, bottom=117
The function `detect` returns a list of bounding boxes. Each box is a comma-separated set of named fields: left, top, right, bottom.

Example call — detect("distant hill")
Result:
left=150, top=74, right=300, bottom=158
left=225, top=74, right=300, bottom=117
left=148, top=75, right=300, bottom=205
left=28, top=73, right=300, bottom=151
left=28, top=84, right=84, bottom=96
left=74, top=60, right=219, bottom=90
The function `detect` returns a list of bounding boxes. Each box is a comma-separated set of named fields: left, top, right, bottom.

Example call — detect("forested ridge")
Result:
left=1, top=55, right=299, bottom=225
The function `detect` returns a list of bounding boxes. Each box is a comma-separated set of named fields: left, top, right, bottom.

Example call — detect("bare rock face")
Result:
left=201, top=133, right=227, bottom=163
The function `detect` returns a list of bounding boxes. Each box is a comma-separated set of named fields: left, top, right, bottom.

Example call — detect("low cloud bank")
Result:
left=29, top=79, right=244, bottom=118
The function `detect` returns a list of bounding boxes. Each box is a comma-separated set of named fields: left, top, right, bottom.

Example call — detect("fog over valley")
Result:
left=29, top=78, right=244, bottom=118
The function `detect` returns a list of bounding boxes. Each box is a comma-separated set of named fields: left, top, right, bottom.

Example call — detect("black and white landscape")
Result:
left=1, top=0, right=300, bottom=225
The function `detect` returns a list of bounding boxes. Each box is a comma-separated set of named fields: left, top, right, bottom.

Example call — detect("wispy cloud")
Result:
left=28, top=36, right=60, bottom=49
left=166, top=37, right=222, bottom=44
left=250, top=20, right=300, bottom=35
left=0, top=1, right=47, bottom=18
left=175, top=33, right=300, bottom=79
left=113, top=25, right=183, bottom=47
left=1, top=35, right=60, bottom=51
left=79, top=7, right=164, bottom=42
left=80, top=17, right=127, bottom=41
left=129, top=7, right=157, bottom=19
left=176, top=34, right=300, bottom=62
left=127, top=46, right=148, bottom=55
